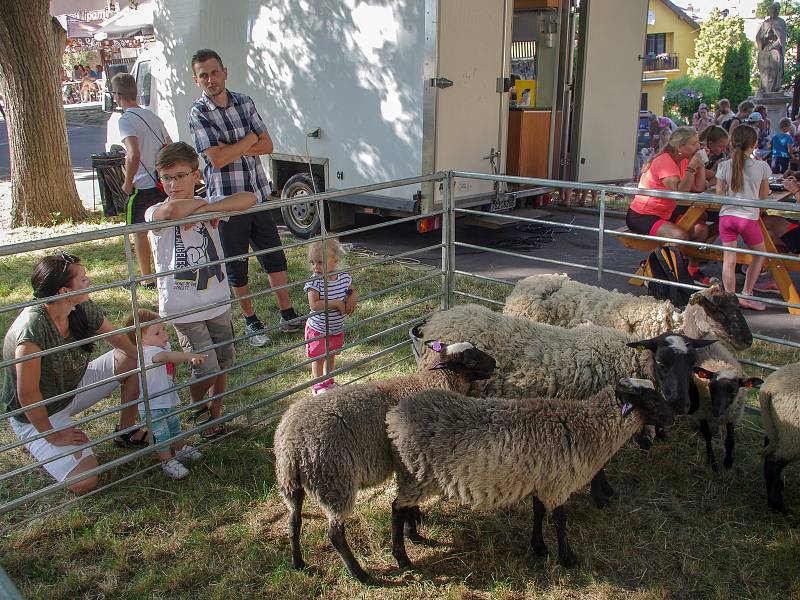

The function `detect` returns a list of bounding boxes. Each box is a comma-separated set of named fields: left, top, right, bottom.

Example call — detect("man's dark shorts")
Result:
left=127, top=187, right=167, bottom=225
left=218, top=209, right=288, bottom=287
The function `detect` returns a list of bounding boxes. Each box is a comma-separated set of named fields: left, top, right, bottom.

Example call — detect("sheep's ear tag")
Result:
left=427, top=340, right=443, bottom=352
left=621, top=402, right=634, bottom=418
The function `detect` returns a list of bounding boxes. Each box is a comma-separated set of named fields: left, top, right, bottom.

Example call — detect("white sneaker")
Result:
left=162, top=458, right=189, bottom=479
left=175, top=445, right=203, bottom=463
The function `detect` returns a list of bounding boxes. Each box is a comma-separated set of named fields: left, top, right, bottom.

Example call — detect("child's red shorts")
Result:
left=305, top=322, right=345, bottom=358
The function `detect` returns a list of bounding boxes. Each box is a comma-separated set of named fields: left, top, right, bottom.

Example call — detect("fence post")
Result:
left=597, top=189, right=606, bottom=282
left=441, top=172, right=455, bottom=310
left=123, top=234, right=155, bottom=448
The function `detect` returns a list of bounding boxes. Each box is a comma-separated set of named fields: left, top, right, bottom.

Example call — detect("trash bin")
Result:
left=91, top=151, right=128, bottom=217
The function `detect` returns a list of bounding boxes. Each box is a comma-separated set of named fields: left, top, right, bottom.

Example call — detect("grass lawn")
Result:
left=1, top=232, right=799, bottom=599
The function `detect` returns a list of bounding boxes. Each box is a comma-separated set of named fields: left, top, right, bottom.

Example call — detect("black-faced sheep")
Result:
left=385, top=378, right=674, bottom=569
left=273, top=340, right=496, bottom=583
left=691, top=349, right=763, bottom=471
left=502, top=274, right=752, bottom=350
left=759, top=362, right=800, bottom=515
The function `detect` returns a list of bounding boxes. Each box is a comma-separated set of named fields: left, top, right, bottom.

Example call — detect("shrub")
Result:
left=720, top=42, right=754, bottom=108
left=663, top=76, right=720, bottom=118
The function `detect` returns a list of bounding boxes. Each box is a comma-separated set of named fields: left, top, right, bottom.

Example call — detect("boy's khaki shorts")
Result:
left=173, top=309, right=235, bottom=377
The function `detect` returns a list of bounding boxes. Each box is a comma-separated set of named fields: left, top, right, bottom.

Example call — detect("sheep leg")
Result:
left=552, top=505, right=578, bottom=568
left=590, top=469, right=613, bottom=509
left=287, top=488, right=306, bottom=570
left=391, top=500, right=414, bottom=571
left=699, top=420, right=719, bottom=471
left=764, top=457, right=791, bottom=515
left=723, top=422, right=735, bottom=469
left=328, top=521, right=371, bottom=583
left=403, top=505, right=425, bottom=544
left=530, top=496, right=548, bottom=557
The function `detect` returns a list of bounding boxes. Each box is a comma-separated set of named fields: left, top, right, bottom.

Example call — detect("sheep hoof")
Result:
left=531, top=541, right=549, bottom=558
left=723, top=457, right=734, bottom=469
left=591, top=490, right=612, bottom=509
left=559, top=550, right=579, bottom=568
left=291, top=557, right=307, bottom=571
left=769, top=501, right=792, bottom=516
left=396, top=557, right=414, bottom=572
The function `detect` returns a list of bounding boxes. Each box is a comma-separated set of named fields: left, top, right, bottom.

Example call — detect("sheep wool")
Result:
left=760, top=362, right=800, bottom=463
left=415, top=303, right=651, bottom=399
left=386, top=385, right=647, bottom=512
left=692, top=350, right=747, bottom=428
left=502, top=273, right=751, bottom=349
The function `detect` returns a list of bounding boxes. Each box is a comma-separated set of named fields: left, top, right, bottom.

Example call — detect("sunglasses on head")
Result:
left=57, top=250, right=78, bottom=273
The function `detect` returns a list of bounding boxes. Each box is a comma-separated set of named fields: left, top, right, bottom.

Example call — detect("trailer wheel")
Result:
left=280, top=173, right=325, bottom=239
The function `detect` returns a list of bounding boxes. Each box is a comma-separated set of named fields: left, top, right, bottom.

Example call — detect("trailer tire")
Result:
left=280, top=173, right=325, bottom=239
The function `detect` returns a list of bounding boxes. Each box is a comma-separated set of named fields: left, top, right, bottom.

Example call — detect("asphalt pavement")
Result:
left=0, top=117, right=105, bottom=180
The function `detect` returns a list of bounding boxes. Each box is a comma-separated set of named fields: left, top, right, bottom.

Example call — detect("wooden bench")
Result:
left=611, top=223, right=800, bottom=314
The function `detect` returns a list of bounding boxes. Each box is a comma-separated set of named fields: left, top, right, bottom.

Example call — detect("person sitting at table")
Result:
left=1, top=252, right=147, bottom=494
left=765, top=175, right=800, bottom=255
left=626, top=126, right=711, bottom=283
left=80, top=67, right=96, bottom=103
left=699, top=125, right=729, bottom=188
left=715, top=125, right=773, bottom=311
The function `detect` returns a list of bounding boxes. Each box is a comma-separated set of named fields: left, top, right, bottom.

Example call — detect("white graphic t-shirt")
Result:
left=145, top=199, right=230, bottom=323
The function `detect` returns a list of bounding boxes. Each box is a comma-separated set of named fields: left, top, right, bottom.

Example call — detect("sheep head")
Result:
left=627, top=334, right=716, bottom=415
left=685, top=284, right=752, bottom=350
left=615, top=378, right=674, bottom=428
left=424, top=340, right=496, bottom=381
left=692, top=367, right=763, bottom=432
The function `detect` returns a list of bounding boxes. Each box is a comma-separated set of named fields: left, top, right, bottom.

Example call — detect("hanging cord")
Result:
left=494, top=215, right=575, bottom=253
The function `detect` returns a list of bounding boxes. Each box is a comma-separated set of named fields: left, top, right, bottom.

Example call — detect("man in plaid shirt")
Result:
left=189, top=49, right=304, bottom=347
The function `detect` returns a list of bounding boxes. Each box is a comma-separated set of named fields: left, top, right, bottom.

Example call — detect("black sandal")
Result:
left=114, top=425, right=150, bottom=448
left=191, top=406, right=212, bottom=427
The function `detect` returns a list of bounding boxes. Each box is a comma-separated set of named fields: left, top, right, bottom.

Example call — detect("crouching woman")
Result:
left=1, top=252, right=142, bottom=494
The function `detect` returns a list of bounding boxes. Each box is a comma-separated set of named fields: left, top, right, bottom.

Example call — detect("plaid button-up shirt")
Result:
left=189, top=90, right=272, bottom=204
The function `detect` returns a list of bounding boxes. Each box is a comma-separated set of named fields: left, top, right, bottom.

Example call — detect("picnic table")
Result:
left=616, top=189, right=800, bottom=315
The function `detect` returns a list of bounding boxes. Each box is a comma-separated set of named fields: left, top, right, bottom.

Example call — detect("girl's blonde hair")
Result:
left=308, top=237, right=344, bottom=262
left=124, top=308, right=161, bottom=344
left=642, top=126, right=698, bottom=176
left=729, top=124, right=758, bottom=194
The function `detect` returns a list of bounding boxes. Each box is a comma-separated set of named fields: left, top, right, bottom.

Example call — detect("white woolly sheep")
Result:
left=385, top=378, right=674, bottom=569
left=690, top=346, right=763, bottom=471
left=273, top=340, right=496, bottom=583
left=411, top=303, right=714, bottom=416
left=502, top=273, right=752, bottom=350
left=759, top=362, right=800, bottom=515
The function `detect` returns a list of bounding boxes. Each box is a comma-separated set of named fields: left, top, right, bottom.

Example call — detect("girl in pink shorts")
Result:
left=715, top=125, right=773, bottom=311
left=304, top=239, right=358, bottom=395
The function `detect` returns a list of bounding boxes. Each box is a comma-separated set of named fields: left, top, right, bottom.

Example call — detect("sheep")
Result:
left=385, top=378, right=674, bottom=569
left=411, top=304, right=714, bottom=415
left=502, top=273, right=752, bottom=350
left=690, top=347, right=763, bottom=471
left=273, top=340, right=496, bottom=583
left=759, top=362, right=800, bottom=515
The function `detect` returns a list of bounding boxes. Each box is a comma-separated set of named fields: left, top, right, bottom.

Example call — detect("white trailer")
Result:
left=105, top=0, right=649, bottom=237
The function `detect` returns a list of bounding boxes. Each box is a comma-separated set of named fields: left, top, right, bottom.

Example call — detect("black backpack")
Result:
left=642, top=246, right=693, bottom=308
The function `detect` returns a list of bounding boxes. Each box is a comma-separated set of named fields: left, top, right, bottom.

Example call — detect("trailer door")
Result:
left=572, top=0, right=648, bottom=182
left=433, top=0, right=512, bottom=202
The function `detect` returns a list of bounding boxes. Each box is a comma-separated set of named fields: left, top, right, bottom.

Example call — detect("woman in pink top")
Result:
left=626, top=126, right=710, bottom=280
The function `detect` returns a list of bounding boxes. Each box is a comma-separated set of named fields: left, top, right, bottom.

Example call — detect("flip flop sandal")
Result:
left=201, top=424, right=226, bottom=440
left=113, top=425, right=150, bottom=448
left=191, top=406, right=212, bottom=427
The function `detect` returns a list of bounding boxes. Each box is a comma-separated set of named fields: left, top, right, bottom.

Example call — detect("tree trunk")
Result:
left=0, top=0, right=86, bottom=227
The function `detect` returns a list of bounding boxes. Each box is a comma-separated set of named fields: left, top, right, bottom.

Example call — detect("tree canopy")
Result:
left=686, top=9, right=750, bottom=81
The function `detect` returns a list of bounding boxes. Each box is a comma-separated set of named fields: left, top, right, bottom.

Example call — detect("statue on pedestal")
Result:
left=756, top=2, right=788, bottom=94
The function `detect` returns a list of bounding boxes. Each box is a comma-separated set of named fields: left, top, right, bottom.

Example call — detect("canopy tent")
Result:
left=55, top=15, right=100, bottom=39
left=94, top=2, right=154, bottom=39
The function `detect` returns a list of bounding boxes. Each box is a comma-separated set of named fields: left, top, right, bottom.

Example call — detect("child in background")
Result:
left=715, top=125, right=772, bottom=311
left=125, top=309, right=207, bottom=479
left=304, top=239, right=358, bottom=395
left=770, top=117, right=796, bottom=174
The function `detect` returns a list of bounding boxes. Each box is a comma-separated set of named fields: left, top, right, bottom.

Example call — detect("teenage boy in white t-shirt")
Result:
left=145, top=142, right=255, bottom=439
